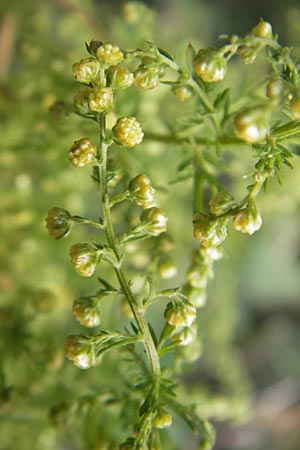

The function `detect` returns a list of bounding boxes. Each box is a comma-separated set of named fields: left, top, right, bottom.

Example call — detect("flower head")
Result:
left=194, top=48, right=227, bottom=82
left=72, top=297, right=101, bottom=328
left=113, top=117, right=144, bottom=148
left=72, top=57, right=99, bottom=84
left=65, top=334, right=97, bottom=369
left=140, top=207, right=168, bottom=236
left=68, top=138, right=96, bottom=168
left=96, top=43, right=124, bottom=66
left=69, top=243, right=99, bottom=277
left=45, top=207, right=72, bottom=239
left=128, top=174, right=155, bottom=207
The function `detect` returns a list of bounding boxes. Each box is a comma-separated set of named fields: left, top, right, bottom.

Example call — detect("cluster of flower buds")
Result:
left=72, top=295, right=101, bottom=327
left=153, top=409, right=173, bottom=429
left=139, top=207, right=168, bottom=236
left=69, top=243, right=101, bottom=277
left=172, top=83, right=194, bottom=102
left=164, top=299, right=196, bottom=329
left=193, top=213, right=228, bottom=248
left=171, top=324, right=197, bottom=347
left=134, top=58, right=164, bottom=90
left=237, top=20, right=273, bottom=65
left=112, top=116, right=144, bottom=148
left=234, top=107, right=268, bottom=143
left=193, top=48, right=227, bottom=83
left=128, top=173, right=155, bottom=207
left=65, top=334, right=99, bottom=369
left=233, top=204, right=262, bottom=235
left=208, top=191, right=236, bottom=215
left=68, top=138, right=97, bottom=168
left=45, top=207, right=73, bottom=239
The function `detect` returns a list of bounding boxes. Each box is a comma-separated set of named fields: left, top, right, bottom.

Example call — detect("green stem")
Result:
left=143, top=131, right=242, bottom=146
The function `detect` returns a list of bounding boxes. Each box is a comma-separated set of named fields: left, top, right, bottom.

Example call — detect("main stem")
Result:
left=97, top=112, right=161, bottom=381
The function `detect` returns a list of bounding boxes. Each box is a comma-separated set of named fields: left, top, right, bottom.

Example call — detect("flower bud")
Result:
left=234, top=108, right=268, bottom=143
left=193, top=213, right=227, bottom=247
left=112, top=117, right=144, bottom=148
left=65, top=335, right=97, bottom=369
left=88, top=87, right=113, bottom=113
left=209, top=191, right=235, bottom=215
left=72, top=297, right=101, bottom=327
left=73, top=87, right=91, bottom=116
left=233, top=207, right=262, bottom=235
left=252, top=20, right=272, bottom=38
left=96, top=43, right=124, bottom=66
left=72, top=57, right=100, bottom=84
left=45, top=207, right=72, bottom=239
left=158, top=258, right=177, bottom=279
left=69, top=243, right=100, bottom=277
left=237, top=45, right=259, bottom=65
left=153, top=409, right=173, bottom=429
left=140, top=207, right=168, bottom=236
left=164, top=301, right=196, bottom=328
left=128, top=174, right=155, bottom=207
left=186, top=266, right=211, bottom=289
left=290, top=98, right=300, bottom=120
left=172, top=326, right=197, bottom=346
left=266, top=78, right=283, bottom=99
left=134, top=64, right=160, bottom=90
left=194, top=48, right=227, bottom=83
left=68, top=138, right=97, bottom=168
left=183, top=285, right=207, bottom=308
left=107, top=65, right=134, bottom=89
left=172, top=84, right=194, bottom=102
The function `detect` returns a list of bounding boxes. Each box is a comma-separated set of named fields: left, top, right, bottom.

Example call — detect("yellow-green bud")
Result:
left=193, top=213, right=227, bottom=247
left=128, top=173, right=155, bottom=207
left=107, top=65, right=134, bottom=89
left=266, top=79, right=283, bottom=99
left=65, top=335, right=97, bottom=369
left=68, top=138, right=96, bottom=168
left=72, top=57, right=100, bottom=84
left=153, top=410, right=173, bottom=429
left=69, top=243, right=99, bottom=277
left=88, top=87, right=113, bottom=113
left=158, top=258, right=177, bottom=279
left=73, top=87, right=91, bottom=116
left=184, top=285, right=207, bottom=308
left=96, top=42, right=124, bottom=66
left=172, top=84, right=194, bottom=102
left=233, top=208, right=262, bottom=235
left=72, top=297, right=101, bottom=328
left=194, top=48, right=227, bottom=83
left=252, top=20, right=272, bottom=38
left=164, top=302, right=196, bottom=328
left=140, top=207, right=168, bottom=236
left=45, top=207, right=72, bottom=239
left=209, top=191, right=235, bottom=215
left=237, top=45, right=259, bottom=65
left=134, top=64, right=160, bottom=90
left=234, top=109, right=268, bottom=143
left=290, top=98, right=300, bottom=120
left=172, top=326, right=197, bottom=346
left=113, top=116, right=144, bottom=148
left=186, top=267, right=210, bottom=289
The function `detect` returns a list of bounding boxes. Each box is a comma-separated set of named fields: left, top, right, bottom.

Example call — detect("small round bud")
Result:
left=194, top=48, right=227, bottom=83
left=72, top=297, right=101, bottom=328
left=234, top=109, right=268, bottom=143
left=134, top=65, right=160, bottom=90
left=172, top=326, right=197, bottom=347
left=72, top=57, right=100, bottom=84
left=96, top=43, right=124, bottom=66
left=128, top=173, right=155, bottom=207
left=65, top=335, right=97, bottom=369
left=68, top=138, right=96, bottom=168
left=164, top=302, right=196, bottom=328
left=73, top=87, right=91, bottom=116
left=69, top=243, right=99, bottom=277
left=266, top=79, right=283, bottom=99
left=140, top=207, right=168, bottom=236
left=186, top=267, right=210, bottom=289
left=233, top=208, right=262, bottom=235
left=183, top=285, right=207, bottom=308
left=172, top=84, right=194, bottom=102
left=252, top=20, right=272, bottom=38
left=193, top=213, right=227, bottom=247
left=153, top=410, right=173, bottom=429
left=113, top=117, right=144, bottom=148
left=237, top=45, right=258, bottom=65
left=209, top=191, right=235, bottom=215
left=290, top=98, right=300, bottom=120
left=107, top=65, right=134, bottom=89
left=158, top=258, right=177, bottom=279
left=45, top=207, right=72, bottom=239
left=88, top=87, right=113, bottom=113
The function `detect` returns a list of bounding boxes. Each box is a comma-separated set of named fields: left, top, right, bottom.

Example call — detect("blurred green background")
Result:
left=0, top=1, right=300, bottom=449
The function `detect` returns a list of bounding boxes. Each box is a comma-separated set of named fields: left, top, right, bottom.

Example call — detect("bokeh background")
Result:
left=1, top=1, right=300, bottom=449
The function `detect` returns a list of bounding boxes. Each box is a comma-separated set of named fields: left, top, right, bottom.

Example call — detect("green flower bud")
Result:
left=134, top=64, right=160, bottom=90
left=209, top=191, right=235, bottom=215
left=68, top=138, right=97, bottom=168
left=193, top=213, right=227, bottom=247
left=172, top=84, right=194, bottom=102
left=237, top=45, right=259, bottom=65
left=194, top=48, right=227, bottom=83
left=252, top=20, right=272, bottom=38
left=45, top=207, right=72, bottom=239
left=72, top=297, right=101, bottom=328
left=112, top=117, right=144, bottom=148
left=153, top=409, right=173, bottom=429
left=172, top=325, right=197, bottom=346
left=69, top=243, right=100, bottom=277
left=266, top=78, right=284, bottom=99
left=107, top=65, right=134, bottom=89
left=186, top=266, right=211, bottom=289
left=234, top=108, right=268, bottom=143
left=140, top=207, right=168, bottom=236
left=88, top=87, right=113, bottom=113
left=72, top=57, right=100, bottom=84
left=128, top=173, right=155, bottom=207
left=164, top=301, right=196, bottom=328
left=183, top=285, right=207, bottom=308
left=65, top=334, right=97, bottom=369
left=290, top=98, right=300, bottom=120
left=158, top=258, right=177, bottom=279
left=96, top=42, right=124, bottom=66
left=73, top=87, right=92, bottom=116
left=233, top=207, right=262, bottom=235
